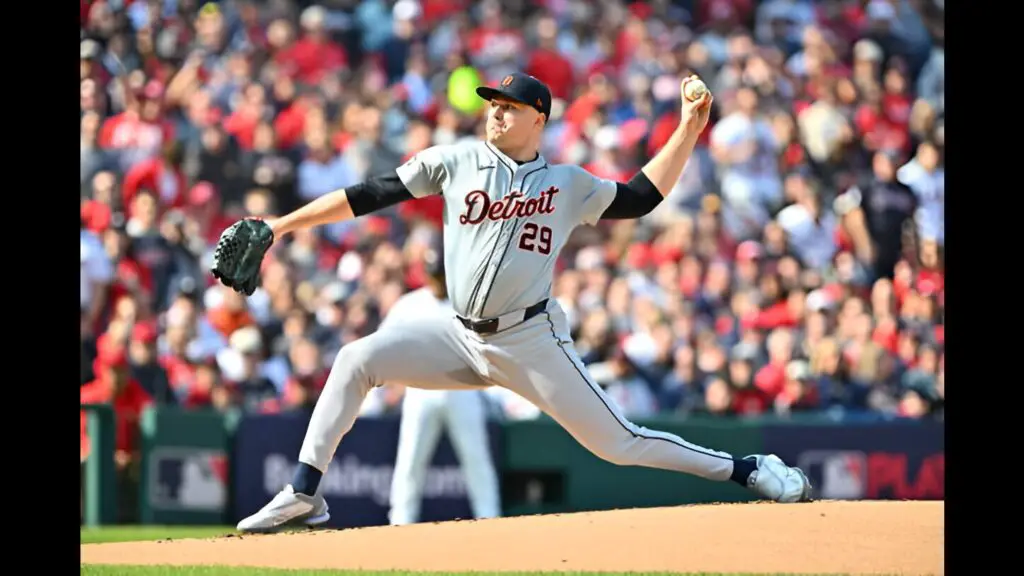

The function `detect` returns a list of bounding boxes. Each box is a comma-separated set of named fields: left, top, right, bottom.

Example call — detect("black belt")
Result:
left=457, top=299, right=549, bottom=335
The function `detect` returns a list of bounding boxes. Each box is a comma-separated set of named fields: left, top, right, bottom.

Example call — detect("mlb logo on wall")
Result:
left=797, top=450, right=868, bottom=500
left=148, top=448, right=229, bottom=512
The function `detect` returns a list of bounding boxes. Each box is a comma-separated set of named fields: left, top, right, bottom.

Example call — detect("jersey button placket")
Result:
left=502, top=169, right=526, bottom=252
left=480, top=169, right=521, bottom=319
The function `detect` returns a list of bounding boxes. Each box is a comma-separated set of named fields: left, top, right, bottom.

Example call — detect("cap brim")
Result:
left=476, top=86, right=530, bottom=107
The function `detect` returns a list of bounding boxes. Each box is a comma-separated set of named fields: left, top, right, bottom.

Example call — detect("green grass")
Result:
left=80, top=570, right=845, bottom=576
left=81, top=525, right=236, bottom=544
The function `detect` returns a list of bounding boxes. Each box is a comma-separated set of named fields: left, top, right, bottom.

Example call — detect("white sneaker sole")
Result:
left=238, top=511, right=331, bottom=534
left=305, top=511, right=331, bottom=526
left=793, top=468, right=814, bottom=502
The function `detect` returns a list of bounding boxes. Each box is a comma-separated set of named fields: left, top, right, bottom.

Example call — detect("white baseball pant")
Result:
left=297, top=302, right=737, bottom=488
left=388, top=388, right=501, bottom=525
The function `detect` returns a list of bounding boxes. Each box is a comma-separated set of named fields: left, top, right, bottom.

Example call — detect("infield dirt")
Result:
left=80, top=500, right=943, bottom=574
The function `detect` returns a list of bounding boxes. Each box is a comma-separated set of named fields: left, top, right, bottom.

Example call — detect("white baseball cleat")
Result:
left=744, top=454, right=813, bottom=503
left=236, top=484, right=331, bottom=533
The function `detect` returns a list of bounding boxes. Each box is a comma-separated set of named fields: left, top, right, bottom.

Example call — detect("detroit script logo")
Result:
left=458, top=187, right=559, bottom=225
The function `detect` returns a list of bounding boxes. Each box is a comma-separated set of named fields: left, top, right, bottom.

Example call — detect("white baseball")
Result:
left=684, top=79, right=708, bottom=102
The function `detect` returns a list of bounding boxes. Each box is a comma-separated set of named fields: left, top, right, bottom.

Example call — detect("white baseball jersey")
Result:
left=380, top=287, right=451, bottom=329
left=396, top=140, right=619, bottom=320
left=297, top=139, right=743, bottom=509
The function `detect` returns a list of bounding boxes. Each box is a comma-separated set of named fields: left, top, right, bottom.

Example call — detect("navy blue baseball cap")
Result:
left=476, top=72, right=552, bottom=119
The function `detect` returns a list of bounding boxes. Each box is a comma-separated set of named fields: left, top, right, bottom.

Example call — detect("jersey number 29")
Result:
left=518, top=223, right=552, bottom=255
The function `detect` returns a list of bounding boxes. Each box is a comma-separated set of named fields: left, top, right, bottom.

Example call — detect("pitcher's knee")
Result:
left=585, top=435, right=640, bottom=466
left=328, top=336, right=384, bottom=393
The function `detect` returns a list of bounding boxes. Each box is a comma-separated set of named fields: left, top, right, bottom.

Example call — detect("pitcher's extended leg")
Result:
left=484, top=308, right=810, bottom=503
left=299, top=318, right=486, bottom=473
left=517, top=348, right=737, bottom=478
left=237, top=318, right=486, bottom=533
left=486, top=310, right=737, bottom=480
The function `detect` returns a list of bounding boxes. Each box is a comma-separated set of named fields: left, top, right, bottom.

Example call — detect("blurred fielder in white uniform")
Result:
left=381, top=248, right=501, bottom=525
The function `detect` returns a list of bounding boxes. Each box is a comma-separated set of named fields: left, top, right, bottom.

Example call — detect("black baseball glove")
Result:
left=210, top=218, right=275, bottom=296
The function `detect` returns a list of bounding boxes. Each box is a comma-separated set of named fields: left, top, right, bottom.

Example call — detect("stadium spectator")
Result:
left=79, top=0, right=944, bottom=425
left=80, top=346, right=153, bottom=521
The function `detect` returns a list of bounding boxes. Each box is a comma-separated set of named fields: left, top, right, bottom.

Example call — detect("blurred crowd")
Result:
left=80, top=0, right=945, bottom=462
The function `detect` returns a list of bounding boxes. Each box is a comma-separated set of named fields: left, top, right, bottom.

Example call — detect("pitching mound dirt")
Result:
left=81, top=500, right=943, bottom=574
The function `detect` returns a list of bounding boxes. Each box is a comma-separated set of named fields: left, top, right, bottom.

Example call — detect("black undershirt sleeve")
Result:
left=347, top=171, right=416, bottom=217
left=600, top=170, right=665, bottom=220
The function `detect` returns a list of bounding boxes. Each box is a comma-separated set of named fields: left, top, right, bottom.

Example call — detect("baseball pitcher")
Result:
left=214, top=74, right=811, bottom=533
left=383, top=248, right=501, bottom=525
